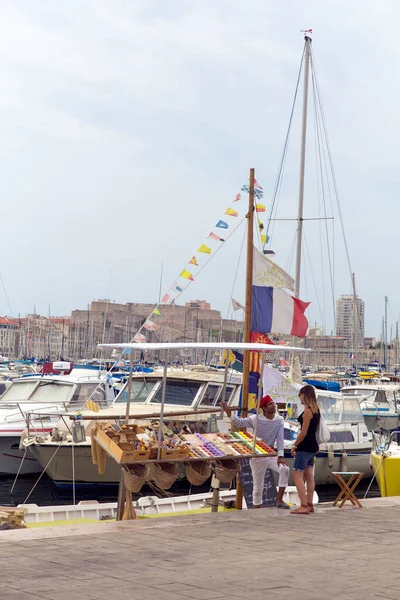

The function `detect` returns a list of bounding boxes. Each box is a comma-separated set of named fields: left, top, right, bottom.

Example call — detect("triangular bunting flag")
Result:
left=180, top=269, right=194, bottom=281
left=153, top=308, right=161, bottom=316
left=232, top=298, right=245, bottom=311
left=198, top=244, right=212, bottom=254
left=225, top=208, right=238, bottom=217
left=216, top=220, right=228, bottom=229
left=208, top=232, right=225, bottom=242
left=132, top=333, right=146, bottom=343
left=234, top=193, right=241, bottom=202
left=143, top=320, right=158, bottom=331
left=83, top=398, right=100, bottom=412
left=189, top=256, right=199, bottom=266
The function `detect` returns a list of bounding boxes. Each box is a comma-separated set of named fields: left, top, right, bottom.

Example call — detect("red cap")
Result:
left=260, top=395, right=274, bottom=408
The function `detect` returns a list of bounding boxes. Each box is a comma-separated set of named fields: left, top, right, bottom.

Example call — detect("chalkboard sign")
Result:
left=239, top=459, right=278, bottom=508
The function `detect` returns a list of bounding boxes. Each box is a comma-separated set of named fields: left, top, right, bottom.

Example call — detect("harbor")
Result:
left=0, top=498, right=399, bottom=600
left=2, top=2, right=400, bottom=599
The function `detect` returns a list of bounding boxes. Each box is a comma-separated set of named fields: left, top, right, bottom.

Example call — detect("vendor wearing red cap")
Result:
left=221, top=395, right=289, bottom=508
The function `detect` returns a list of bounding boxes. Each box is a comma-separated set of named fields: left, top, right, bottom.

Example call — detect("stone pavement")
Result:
left=0, top=498, right=400, bottom=600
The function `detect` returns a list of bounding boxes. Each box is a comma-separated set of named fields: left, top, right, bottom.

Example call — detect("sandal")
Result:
left=307, top=503, right=314, bottom=513
left=290, top=505, right=310, bottom=515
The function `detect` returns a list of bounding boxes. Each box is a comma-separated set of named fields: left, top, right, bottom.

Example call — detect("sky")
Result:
left=0, top=0, right=398, bottom=337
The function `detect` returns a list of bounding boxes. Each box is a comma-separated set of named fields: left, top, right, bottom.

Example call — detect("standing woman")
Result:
left=290, top=384, right=320, bottom=515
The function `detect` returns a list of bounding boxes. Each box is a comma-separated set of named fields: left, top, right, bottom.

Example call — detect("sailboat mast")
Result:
left=384, top=295, right=388, bottom=369
left=294, top=35, right=312, bottom=298
left=242, top=167, right=256, bottom=418
left=236, top=167, right=255, bottom=512
left=352, top=273, right=358, bottom=374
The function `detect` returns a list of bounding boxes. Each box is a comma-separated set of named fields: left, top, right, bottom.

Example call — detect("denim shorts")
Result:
left=293, top=450, right=316, bottom=471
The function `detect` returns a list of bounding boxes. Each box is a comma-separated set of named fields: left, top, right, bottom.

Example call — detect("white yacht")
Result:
left=0, top=374, right=116, bottom=475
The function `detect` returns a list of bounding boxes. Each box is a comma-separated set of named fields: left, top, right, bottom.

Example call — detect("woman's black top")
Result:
left=297, top=409, right=320, bottom=453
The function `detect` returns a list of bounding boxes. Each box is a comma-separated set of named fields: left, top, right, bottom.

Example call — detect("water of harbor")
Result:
left=0, top=474, right=381, bottom=507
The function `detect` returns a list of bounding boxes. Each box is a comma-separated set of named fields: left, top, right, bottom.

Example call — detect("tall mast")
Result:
left=294, top=35, right=312, bottom=298
left=242, top=167, right=255, bottom=418
left=384, top=295, right=388, bottom=369
left=352, top=273, right=358, bottom=374
left=236, top=167, right=255, bottom=511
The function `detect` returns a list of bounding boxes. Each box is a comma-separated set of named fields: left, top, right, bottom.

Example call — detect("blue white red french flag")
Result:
left=251, top=286, right=310, bottom=338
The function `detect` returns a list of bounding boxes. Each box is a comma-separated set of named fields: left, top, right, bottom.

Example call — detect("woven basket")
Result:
left=185, top=461, right=211, bottom=486
left=151, top=462, right=179, bottom=490
left=213, top=459, right=241, bottom=483
left=123, top=463, right=149, bottom=493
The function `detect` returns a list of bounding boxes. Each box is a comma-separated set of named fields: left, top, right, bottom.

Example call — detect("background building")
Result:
left=335, top=294, right=365, bottom=350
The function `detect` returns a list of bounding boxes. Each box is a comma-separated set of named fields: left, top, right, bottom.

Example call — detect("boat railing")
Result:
left=374, top=429, right=400, bottom=452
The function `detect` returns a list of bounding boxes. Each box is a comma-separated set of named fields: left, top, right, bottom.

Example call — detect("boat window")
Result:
left=215, top=385, right=235, bottom=406
left=150, top=380, right=202, bottom=406
left=328, top=431, right=354, bottom=443
left=115, top=379, right=158, bottom=403
left=69, top=383, right=107, bottom=409
left=341, top=398, right=363, bottom=423
left=33, top=383, right=73, bottom=406
left=0, top=381, right=38, bottom=403
left=199, top=384, right=221, bottom=406
left=374, top=390, right=390, bottom=406
left=317, top=395, right=341, bottom=421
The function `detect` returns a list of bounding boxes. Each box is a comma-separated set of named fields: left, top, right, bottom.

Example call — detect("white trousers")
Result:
left=250, top=457, right=290, bottom=506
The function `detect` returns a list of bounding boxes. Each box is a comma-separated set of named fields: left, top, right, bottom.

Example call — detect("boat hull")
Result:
left=284, top=448, right=372, bottom=485
left=371, top=451, right=400, bottom=497
left=0, top=436, right=41, bottom=475
left=28, top=442, right=373, bottom=486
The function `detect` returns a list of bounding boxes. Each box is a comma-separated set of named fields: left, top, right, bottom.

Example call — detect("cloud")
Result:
left=0, top=0, right=396, bottom=338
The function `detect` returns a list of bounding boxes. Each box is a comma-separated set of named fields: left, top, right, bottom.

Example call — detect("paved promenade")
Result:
left=0, top=498, right=400, bottom=600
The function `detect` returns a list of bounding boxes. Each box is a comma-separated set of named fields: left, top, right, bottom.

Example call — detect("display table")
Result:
left=332, top=472, right=364, bottom=508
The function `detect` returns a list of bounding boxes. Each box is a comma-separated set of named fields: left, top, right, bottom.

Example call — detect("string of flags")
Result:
left=131, top=178, right=268, bottom=344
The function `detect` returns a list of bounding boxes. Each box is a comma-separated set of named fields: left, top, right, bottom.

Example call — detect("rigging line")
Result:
left=285, top=231, right=297, bottom=274
left=303, top=229, right=327, bottom=331
left=0, top=272, right=13, bottom=317
left=225, top=222, right=247, bottom=319
left=312, top=73, right=326, bottom=325
left=310, top=45, right=353, bottom=280
left=132, top=217, right=247, bottom=342
left=311, top=60, right=336, bottom=325
left=266, top=46, right=305, bottom=244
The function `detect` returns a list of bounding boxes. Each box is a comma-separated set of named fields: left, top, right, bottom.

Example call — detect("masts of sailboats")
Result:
left=294, top=35, right=311, bottom=300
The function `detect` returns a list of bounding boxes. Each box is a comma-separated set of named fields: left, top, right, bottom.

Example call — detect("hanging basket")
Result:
left=151, top=462, right=180, bottom=490
left=123, top=463, right=150, bottom=493
left=185, top=461, right=211, bottom=486
left=213, top=459, right=241, bottom=483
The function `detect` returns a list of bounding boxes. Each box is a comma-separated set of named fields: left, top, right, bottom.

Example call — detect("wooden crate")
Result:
left=160, top=446, right=189, bottom=460
left=95, top=427, right=150, bottom=464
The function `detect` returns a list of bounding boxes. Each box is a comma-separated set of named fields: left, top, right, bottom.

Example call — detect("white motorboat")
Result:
left=342, top=385, right=400, bottom=432
left=0, top=374, right=116, bottom=475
